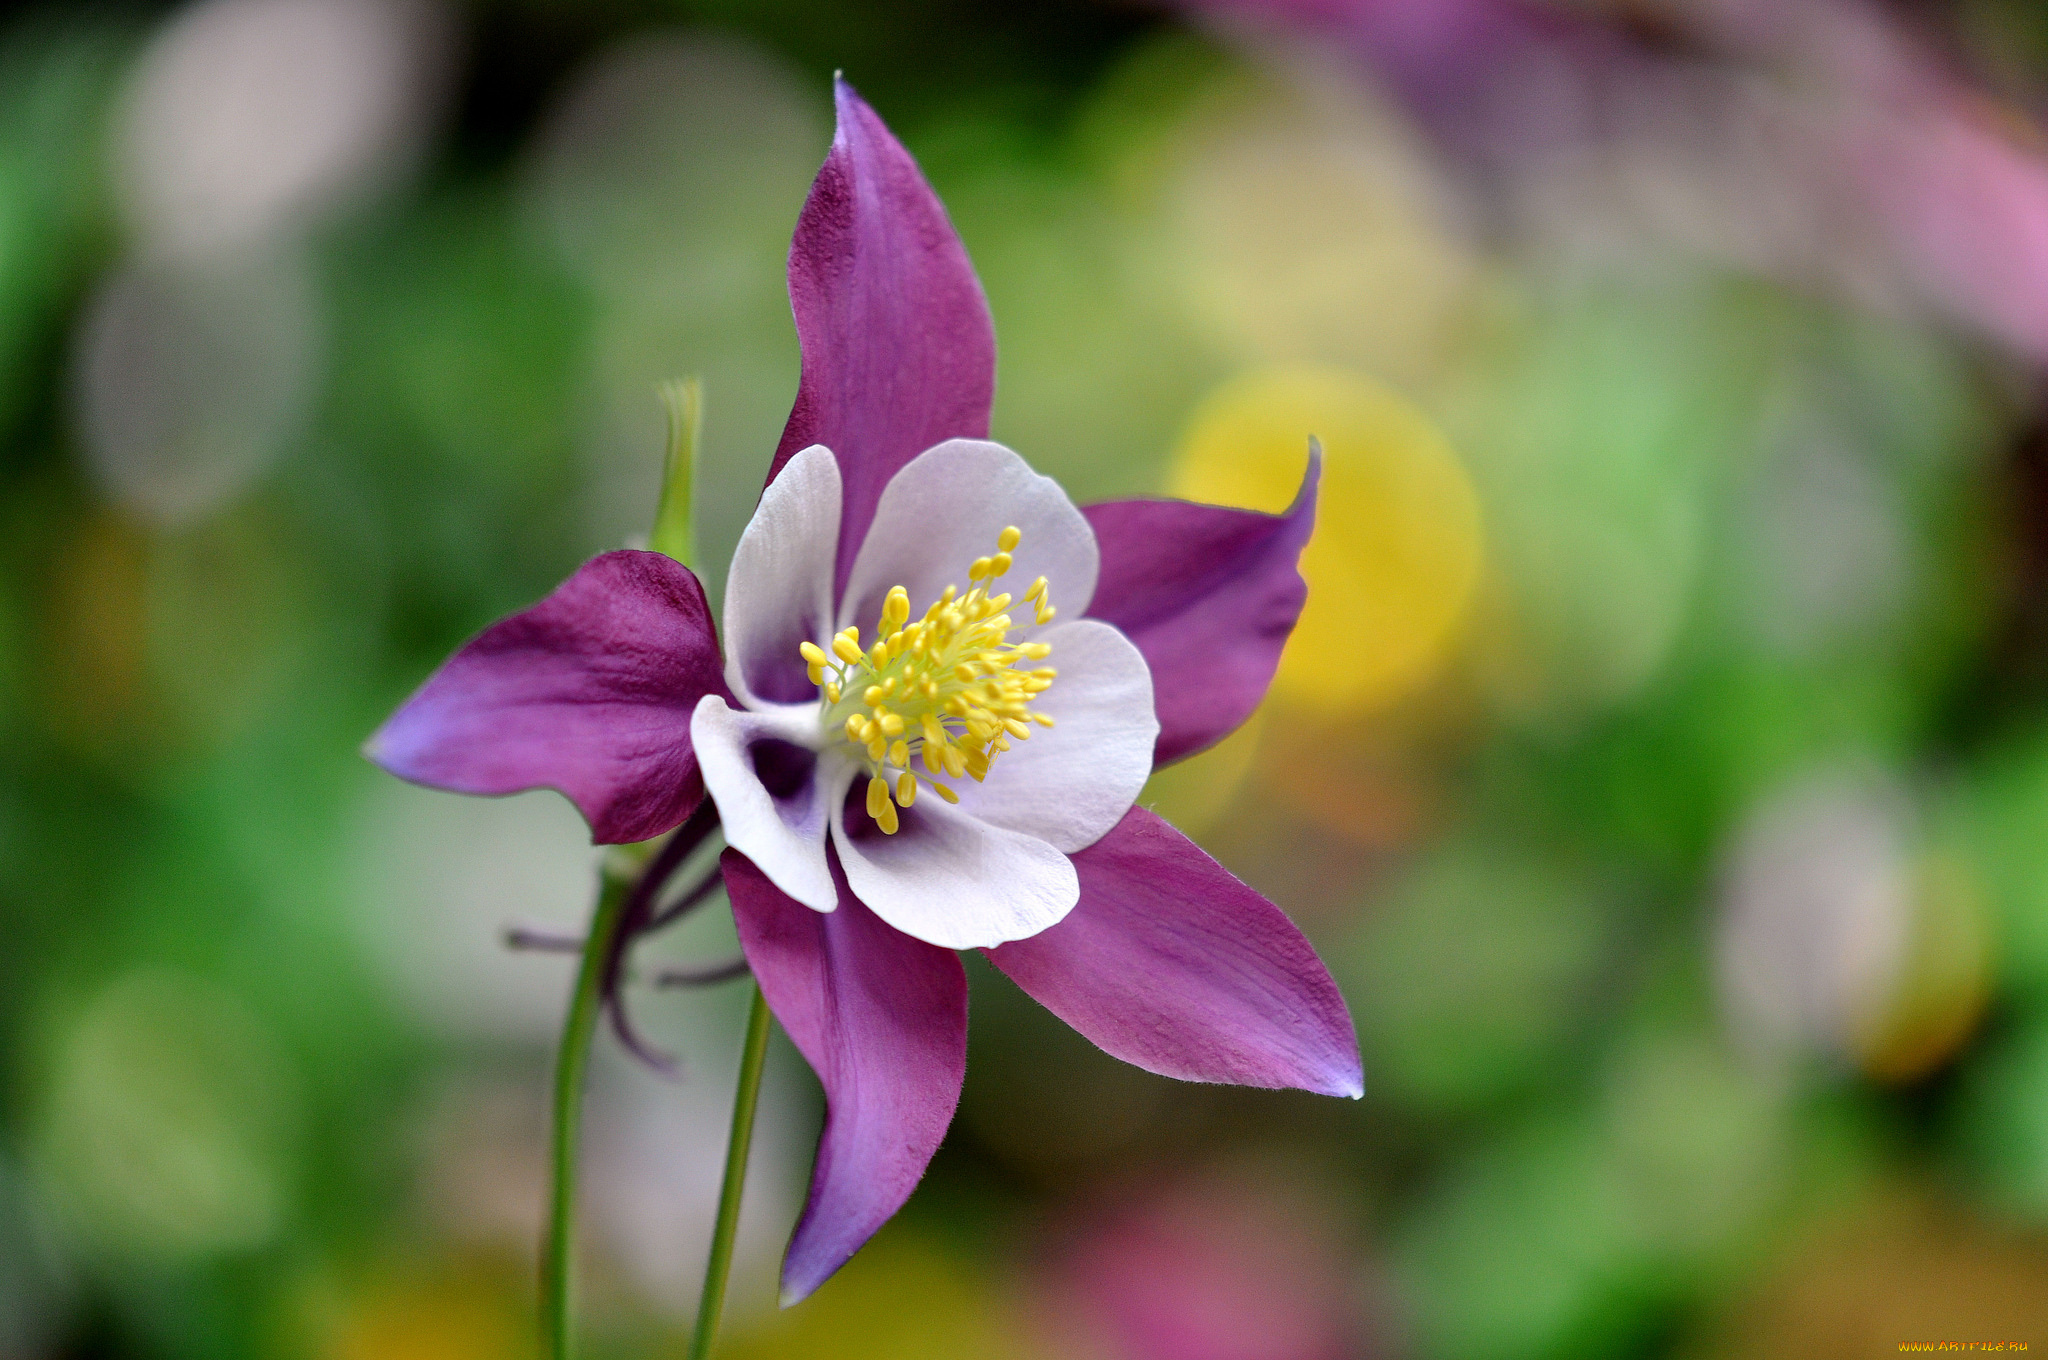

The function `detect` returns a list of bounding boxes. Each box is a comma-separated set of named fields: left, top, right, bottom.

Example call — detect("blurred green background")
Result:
left=9, top=0, right=2048, bottom=1355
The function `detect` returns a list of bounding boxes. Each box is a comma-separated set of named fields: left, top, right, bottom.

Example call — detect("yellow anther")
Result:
left=806, top=526, right=1065, bottom=831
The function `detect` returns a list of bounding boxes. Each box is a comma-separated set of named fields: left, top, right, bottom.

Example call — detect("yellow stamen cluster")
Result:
left=799, top=525, right=1058, bottom=834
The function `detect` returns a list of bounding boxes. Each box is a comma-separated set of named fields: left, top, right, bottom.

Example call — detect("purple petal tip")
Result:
left=367, top=550, right=726, bottom=845
left=725, top=849, right=968, bottom=1304
left=987, top=807, right=1360, bottom=1099
left=770, top=73, right=996, bottom=598
left=1082, top=451, right=1319, bottom=766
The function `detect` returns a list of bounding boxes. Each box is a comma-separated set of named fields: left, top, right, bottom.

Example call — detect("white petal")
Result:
left=723, top=444, right=840, bottom=707
left=945, top=619, right=1156, bottom=853
left=837, top=439, right=1099, bottom=638
left=831, top=797, right=1079, bottom=950
left=692, top=694, right=849, bottom=912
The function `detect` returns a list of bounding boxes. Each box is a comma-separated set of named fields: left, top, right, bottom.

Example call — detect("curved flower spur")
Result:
left=368, top=77, right=1359, bottom=1344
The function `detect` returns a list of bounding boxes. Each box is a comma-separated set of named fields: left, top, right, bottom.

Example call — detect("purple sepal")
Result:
left=1083, top=450, right=1319, bottom=766
left=986, top=806, right=1361, bottom=1099
left=366, top=550, right=726, bottom=845
left=723, top=846, right=969, bottom=1305
left=769, top=77, right=997, bottom=597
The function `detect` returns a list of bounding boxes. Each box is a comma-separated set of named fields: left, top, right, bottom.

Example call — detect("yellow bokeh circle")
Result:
left=1168, top=365, right=1482, bottom=714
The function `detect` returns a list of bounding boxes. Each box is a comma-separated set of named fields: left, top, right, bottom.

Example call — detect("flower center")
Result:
left=798, top=526, right=1058, bottom=834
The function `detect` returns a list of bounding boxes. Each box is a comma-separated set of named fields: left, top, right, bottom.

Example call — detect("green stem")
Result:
left=541, top=869, right=634, bottom=1360
left=689, top=983, right=774, bottom=1360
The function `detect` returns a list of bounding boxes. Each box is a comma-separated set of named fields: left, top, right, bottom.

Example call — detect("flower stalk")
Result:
left=689, top=983, right=773, bottom=1360
left=541, top=861, right=635, bottom=1360
left=542, top=374, right=719, bottom=1355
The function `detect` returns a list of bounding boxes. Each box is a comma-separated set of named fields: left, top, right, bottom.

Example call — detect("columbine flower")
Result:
left=368, top=79, right=1359, bottom=1305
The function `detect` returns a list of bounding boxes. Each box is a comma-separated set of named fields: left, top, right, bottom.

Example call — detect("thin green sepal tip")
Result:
left=652, top=376, right=702, bottom=567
